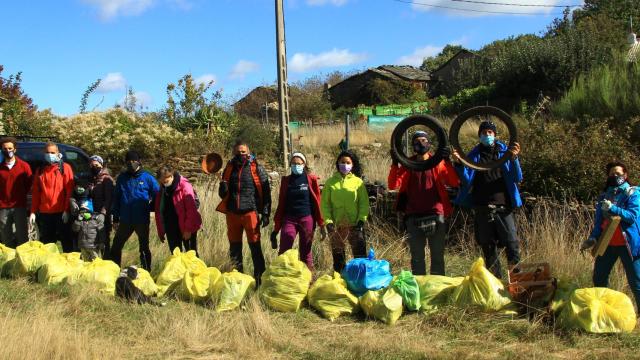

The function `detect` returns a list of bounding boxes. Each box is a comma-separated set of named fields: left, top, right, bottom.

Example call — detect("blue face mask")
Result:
left=44, top=153, right=60, bottom=164
left=480, top=134, right=495, bottom=147
left=291, top=164, right=305, bottom=175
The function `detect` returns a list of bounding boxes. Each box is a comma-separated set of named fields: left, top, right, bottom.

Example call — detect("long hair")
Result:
left=335, top=150, right=363, bottom=178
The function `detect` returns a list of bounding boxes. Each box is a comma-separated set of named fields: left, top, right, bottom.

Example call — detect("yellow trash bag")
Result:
left=559, top=288, right=637, bottom=333
left=451, top=258, right=512, bottom=311
left=177, top=267, right=222, bottom=303
left=15, top=241, right=59, bottom=275
left=0, top=243, right=15, bottom=269
left=156, top=248, right=207, bottom=297
left=415, top=275, right=464, bottom=313
left=259, top=249, right=312, bottom=312
left=37, top=252, right=85, bottom=285
left=308, top=272, right=359, bottom=321
left=360, top=287, right=403, bottom=325
left=212, top=270, right=255, bottom=312
left=67, top=258, right=120, bottom=295
left=132, top=267, right=159, bottom=297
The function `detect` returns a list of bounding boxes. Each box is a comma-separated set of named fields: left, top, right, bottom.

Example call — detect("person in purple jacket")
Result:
left=154, top=165, right=203, bottom=256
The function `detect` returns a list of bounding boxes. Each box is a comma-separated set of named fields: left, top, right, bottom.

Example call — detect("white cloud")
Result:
left=289, top=48, right=367, bottom=73
left=195, top=74, right=217, bottom=86
left=306, top=0, right=348, bottom=6
left=409, top=0, right=574, bottom=16
left=396, top=45, right=443, bottom=67
left=96, top=72, right=127, bottom=93
left=229, top=60, right=260, bottom=80
left=82, top=0, right=155, bottom=20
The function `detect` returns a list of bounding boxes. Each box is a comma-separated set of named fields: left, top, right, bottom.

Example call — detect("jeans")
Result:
left=0, top=208, right=28, bottom=247
left=473, top=207, right=520, bottom=278
left=279, top=215, right=315, bottom=270
left=405, top=214, right=446, bottom=276
left=37, top=212, right=75, bottom=253
left=330, top=226, right=366, bottom=273
left=109, top=223, right=152, bottom=271
left=593, top=245, right=640, bottom=310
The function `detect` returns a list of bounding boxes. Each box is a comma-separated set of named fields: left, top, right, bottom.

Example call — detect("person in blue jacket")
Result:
left=109, top=150, right=160, bottom=270
left=452, top=120, right=522, bottom=278
left=581, top=162, right=640, bottom=310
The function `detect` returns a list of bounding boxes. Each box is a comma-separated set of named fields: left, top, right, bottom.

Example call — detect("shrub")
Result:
left=436, top=84, right=495, bottom=116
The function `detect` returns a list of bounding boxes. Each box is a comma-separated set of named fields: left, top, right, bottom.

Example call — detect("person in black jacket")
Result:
left=216, top=139, right=271, bottom=284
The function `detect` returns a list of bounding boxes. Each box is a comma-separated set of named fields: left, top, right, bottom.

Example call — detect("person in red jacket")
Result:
left=0, top=137, right=33, bottom=247
left=388, top=131, right=460, bottom=275
left=270, top=152, right=324, bottom=270
left=154, top=165, right=202, bottom=256
left=29, top=142, right=75, bottom=252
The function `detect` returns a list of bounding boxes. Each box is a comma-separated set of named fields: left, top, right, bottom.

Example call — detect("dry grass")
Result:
left=0, top=126, right=639, bottom=359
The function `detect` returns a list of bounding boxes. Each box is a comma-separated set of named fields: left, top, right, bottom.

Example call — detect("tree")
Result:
left=79, top=78, right=102, bottom=114
left=420, top=45, right=465, bottom=73
left=0, top=65, right=39, bottom=135
left=164, top=74, right=224, bottom=132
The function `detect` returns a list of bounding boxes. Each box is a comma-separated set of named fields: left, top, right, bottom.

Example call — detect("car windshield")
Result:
left=63, top=149, right=90, bottom=181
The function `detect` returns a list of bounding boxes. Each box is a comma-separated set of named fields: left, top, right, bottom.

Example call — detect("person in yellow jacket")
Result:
left=321, top=150, right=370, bottom=272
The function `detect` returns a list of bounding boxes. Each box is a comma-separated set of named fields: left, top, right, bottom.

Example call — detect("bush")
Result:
left=52, top=109, right=186, bottom=164
left=436, top=84, right=495, bottom=116
left=227, top=117, right=279, bottom=163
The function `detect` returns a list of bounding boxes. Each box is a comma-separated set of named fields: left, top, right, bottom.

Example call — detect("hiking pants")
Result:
left=0, top=207, right=28, bottom=247
left=593, top=245, right=640, bottom=310
left=473, top=207, right=520, bottom=279
left=330, top=226, right=366, bottom=273
left=110, top=223, right=152, bottom=271
left=38, top=212, right=74, bottom=253
left=405, top=214, right=446, bottom=276
left=279, top=215, right=315, bottom=270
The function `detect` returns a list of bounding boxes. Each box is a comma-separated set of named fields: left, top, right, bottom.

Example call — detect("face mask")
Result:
left=606, top=175, right=626, bottom=188
left=90, top=167, right=102, bottom=176
left=126, top=161, right=140, bottom=173
left=291, top=164, right=305, bottom=175
left=1, top=150, right=14, bottom=160
left=44, top=153, right=60, bottom=164
left=338, top=163, right=352, bottom=175
left=163, top=181, right=172, bottom=188
left=479, top=134, right=495, bottom=147
left=413, top=142, right=430, bottom=155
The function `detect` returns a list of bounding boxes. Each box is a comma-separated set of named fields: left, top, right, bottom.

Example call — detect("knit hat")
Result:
left=89, top=155, right=104, bottom=166
left=411, top=130, right=429, bottom=144
left=125, top=150, right=141, bottom=162
left=478, top=121, right=497, bottom=136
left=291, top=152, right=307, bottom=164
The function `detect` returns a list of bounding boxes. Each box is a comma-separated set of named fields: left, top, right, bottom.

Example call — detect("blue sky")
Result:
left=1, top=0, right=582, bottom=115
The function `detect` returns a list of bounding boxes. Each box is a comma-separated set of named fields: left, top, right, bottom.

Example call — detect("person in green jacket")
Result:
left=321, top=150, right=370, bottom=272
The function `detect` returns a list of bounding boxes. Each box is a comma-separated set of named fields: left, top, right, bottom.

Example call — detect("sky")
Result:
left=1, top=0, right=583, bottom=116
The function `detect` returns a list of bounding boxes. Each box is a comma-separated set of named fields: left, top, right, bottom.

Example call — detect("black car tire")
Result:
left=390, top=114, right=449, bottom=171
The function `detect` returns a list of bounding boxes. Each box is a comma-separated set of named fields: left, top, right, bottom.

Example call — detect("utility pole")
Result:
left=345, top=114, right=350, bottom=150
left=276, top=0, right=291, bottom=171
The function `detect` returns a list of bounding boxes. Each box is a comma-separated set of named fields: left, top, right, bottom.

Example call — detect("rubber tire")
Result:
left=390, top=114, right=449, bottom=171
left=449, top=106, right=518, bottom=172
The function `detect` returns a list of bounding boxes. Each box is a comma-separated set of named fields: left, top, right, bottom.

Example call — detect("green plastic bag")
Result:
left=0, top=243, right=15, bottom=269
left=259, top=249, right=312, bottom=312
left=392, top=270, right=421, bottom=311
left=451, top=258, right=512, bottom=311
left=37, top=252, right=85, bottom=285
left=156, top=248, right=207, bottom=297
left=212, top=270, right=256, bottom=312
left=415, top=275, right=464, bottom=313
left=559, top=287, right=637, bottom=333
left=360, top=287, right=403, bottom=325
left=15, top=241, right=59, bottom=276
left=308, top=272, right=359, bottom=321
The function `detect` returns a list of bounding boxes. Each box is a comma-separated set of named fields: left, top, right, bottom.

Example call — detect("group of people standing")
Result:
left=0, top=125, right=638, bottom=310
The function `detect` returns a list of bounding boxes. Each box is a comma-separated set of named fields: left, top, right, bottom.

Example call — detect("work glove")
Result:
left=270, top=231, right=278, bottom=250
left=62, top=212, right=70, bottom=224
left=28, top=213, right=37, bottom=231
left=354, top=220, right=365, bottom=233
left=601, top=200, right=613, bottom=212
left=326, top=223, right=336, bottom=234
left=580, top=237, right=597, bottom=252
left=261, top=215, right=270, bottom=228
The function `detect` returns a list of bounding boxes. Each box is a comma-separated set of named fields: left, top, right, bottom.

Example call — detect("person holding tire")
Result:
left=452, top=121, right=522, bottom=278
left=580, top=162, right=640, bottom=310
left=271, top=152, right=324, bottom=271
left=388, top=131, right=460, bottom=276
left=217, top=139, right=271, bottom=285
left=321, top=150, right=369, bottom=272
left=109, top=151, right=160, bottom=271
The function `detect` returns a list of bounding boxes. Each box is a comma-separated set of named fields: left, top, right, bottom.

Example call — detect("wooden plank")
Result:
left=592, top=216, right=621, bottom=257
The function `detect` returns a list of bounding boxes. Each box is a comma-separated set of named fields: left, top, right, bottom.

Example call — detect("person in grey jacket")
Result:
left=70, top=185, right=104, bottom=261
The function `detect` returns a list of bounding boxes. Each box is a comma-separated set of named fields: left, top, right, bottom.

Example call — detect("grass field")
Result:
left=1, top=124, right=638, bottom=359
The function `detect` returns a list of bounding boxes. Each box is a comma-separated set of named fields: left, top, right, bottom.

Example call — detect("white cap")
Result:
left=291, top=152, right=306, bottom=164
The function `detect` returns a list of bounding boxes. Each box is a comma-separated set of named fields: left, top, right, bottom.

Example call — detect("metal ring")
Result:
left=390, top=114, right=449, bottom=171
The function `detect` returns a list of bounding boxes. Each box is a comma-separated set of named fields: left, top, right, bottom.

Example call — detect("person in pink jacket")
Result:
left=154, top=165, right=202, bottom=256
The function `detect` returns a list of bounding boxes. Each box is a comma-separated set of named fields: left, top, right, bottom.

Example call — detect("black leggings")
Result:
left=166, top=230, right=198, bottom=257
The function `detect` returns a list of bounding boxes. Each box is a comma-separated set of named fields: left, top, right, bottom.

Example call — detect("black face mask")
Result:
left=606, top=175, right=626, bottom=188
left=413, top=143, right=430, bottom=155
left=126, top=161, right=140, bottom=174
left=1, top=150, right=14, bottom=159
left=90, top=167, right=102, bottom=176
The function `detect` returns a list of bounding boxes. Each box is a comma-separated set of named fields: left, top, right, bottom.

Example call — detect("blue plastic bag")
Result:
left=342, top=248, right=392, bottom=296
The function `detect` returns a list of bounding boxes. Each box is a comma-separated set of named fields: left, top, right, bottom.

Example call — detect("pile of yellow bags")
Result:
left=259, top=249, right=312, bottom=312
left=415, top=275, right=464, bottom=313
left=37, top=252, right=85, bottom=285
left=4, top=241, right=60, bottom=277
left=176, top=267, right=222, bottom=303
left=66, top=258, right=121, bottom=295
left=133, top=267, right=159, bottom=297
left=308, top=272, right=359, bottom=321
left=558, top=287, right=637, bottom=333
left=155, top=248, right=207, bottom=297
left=360, top=287, right=404, bottom=325
left=212, top=270, right=256, bottom=312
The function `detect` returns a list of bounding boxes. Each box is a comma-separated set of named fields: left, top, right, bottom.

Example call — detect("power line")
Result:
left=392, top=0, right=575, bottom=15
left=450, top=0, right=581, bottom=8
